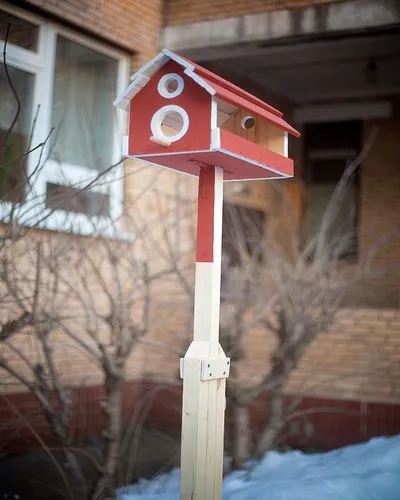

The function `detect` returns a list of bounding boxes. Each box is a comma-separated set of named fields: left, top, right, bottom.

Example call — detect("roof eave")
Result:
left=114, top=49, right=215, bottom=111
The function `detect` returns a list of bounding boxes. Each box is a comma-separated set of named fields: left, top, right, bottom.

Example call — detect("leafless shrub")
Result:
left=1, top=21, right=190, bottom=500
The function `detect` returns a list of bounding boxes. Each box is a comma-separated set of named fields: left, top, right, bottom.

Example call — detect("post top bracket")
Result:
left=179, top=357, right=231, bottom=380
left=201, top=358, right=230, bottom=381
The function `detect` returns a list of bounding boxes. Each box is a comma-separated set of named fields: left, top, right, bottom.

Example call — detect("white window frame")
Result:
left=0, top=1, right=131, bottom=239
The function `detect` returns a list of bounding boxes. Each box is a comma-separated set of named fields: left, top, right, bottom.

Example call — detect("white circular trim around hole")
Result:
left=150, top=105, right=189, bottom=143
left=158, top=73, right=185, bottom=99
left=241, top=115, right=256, bottom=130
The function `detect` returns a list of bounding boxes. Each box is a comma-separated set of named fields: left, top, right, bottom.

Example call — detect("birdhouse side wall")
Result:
left=221, top=107, right=287, bottom=156
left=128, top=61, right=212, bottom=156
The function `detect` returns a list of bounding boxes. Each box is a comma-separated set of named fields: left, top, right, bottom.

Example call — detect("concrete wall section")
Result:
left=163, top=0, right=400, bottom=59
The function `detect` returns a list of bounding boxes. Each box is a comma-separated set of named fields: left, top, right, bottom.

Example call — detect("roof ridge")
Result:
left=114, top=49, right=299, bottom=137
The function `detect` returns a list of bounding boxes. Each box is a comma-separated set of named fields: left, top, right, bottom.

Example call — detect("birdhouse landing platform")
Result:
left=115, top=49, right=300, bottom=181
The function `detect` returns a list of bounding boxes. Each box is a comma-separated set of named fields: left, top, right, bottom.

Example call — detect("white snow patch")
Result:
left=117, top=435, right=400, bottom=500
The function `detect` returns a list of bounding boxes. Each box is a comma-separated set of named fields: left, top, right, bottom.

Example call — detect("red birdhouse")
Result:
left=114, top=49, right=300, bottom=181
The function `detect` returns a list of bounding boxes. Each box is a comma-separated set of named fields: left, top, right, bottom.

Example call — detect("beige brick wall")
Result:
left=3, top=302, right=400, bottom=405
left=240, top=308, right=400, bottom=401
left=1, top=0, right=399, bottom=408
left=356, top=106, right=400, bottom=308
left=139, top=307, right=400, bottom=404
left=166, top=0, right=347, bottom=25
left=287, top=308, right=400, bottom=403
left=135, top=104, right=400, bottom=405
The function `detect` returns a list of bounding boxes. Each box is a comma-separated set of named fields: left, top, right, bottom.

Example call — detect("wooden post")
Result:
left=180, top=166, right=230, bottom=500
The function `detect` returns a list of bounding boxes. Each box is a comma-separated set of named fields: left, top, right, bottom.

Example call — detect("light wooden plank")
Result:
left=180, top=166, right=227, bottom=500
left=221, top=105, right=285, bottom=154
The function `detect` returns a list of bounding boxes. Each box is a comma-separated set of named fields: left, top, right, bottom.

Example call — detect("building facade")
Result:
left=1, top=0, right=400, bottom=452
left=160, top=0, right=400, bottom=447
left=0, top=0, right=166, bottom=451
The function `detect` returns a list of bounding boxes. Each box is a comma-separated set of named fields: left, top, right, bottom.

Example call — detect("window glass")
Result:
left=0, top=63, right=34, bottom=201
left=46, top=183, right=109, bottom=216
left=303, top=121, right=361, bottom=259
left=50, top=36, right=118, bottom=171
left=305, top=180, right=358, bottom=258
left=0, top=10, right=39, bottom=51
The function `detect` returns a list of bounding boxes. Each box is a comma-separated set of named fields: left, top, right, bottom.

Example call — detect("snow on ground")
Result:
left=117, top=434, right=400, bottom=500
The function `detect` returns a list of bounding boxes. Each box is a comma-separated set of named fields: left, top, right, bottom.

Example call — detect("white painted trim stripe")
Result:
left=223, top=175, right=288, bottom=182
left=284, top=131, right=289, bottom=158
left=122, top=135, right=129, bottom=156
left=129, top=52, right=167, bottom=81
left=133, top=149, right=212, bottom=158
left=131, top=158, right=199, bottom=178
left=210, top=124, right=220, bottom=150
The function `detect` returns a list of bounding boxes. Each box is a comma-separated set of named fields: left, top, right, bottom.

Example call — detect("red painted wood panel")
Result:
left=219, top=129, right=294, bottom=177
left=129, top=60, right=212, bottom=156
left=182, top=57, right=283, bottom=118
left=201, top=77, right=300, bottom=137
left=196, top=167, right=215, bottom=262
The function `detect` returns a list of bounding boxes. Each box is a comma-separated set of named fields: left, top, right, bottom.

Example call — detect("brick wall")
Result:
left=357, top=107, right=400, bottom=308
left=141, top=308, right=400, bottom=403
left=165, top=0, right=347, bottom=26
left=1, top=0, right=400, bottom=452
left=2, top=380, right=400, bottom=454
left=19, top=0, right=162, bottom=68
left=140, top=105, right=400, bottom=402
left=286, top=308, right=400, bottom=402
left=0, top=0, right=171, bottom=394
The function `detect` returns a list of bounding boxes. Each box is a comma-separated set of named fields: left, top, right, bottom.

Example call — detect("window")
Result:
left=0, top=63, right=34, bottom=202
left=50, top=36, right=117, bottom=170
left=0, top=5, right=128, bottom=236
left=303, top=121, right=362, bottom=259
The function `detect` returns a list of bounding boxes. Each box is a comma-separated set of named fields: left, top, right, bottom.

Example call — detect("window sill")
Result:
left=0, top=202, right=134, bottom=241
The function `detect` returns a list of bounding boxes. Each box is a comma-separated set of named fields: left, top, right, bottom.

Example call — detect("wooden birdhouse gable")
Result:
left=126, top=60, right=212, bottom=157
left=115, top=49, right=300, bottom=180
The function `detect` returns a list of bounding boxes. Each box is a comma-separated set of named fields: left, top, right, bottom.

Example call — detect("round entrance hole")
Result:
left=158, top=73, right=184, bottom=99
left=241, top=115, right=256, bottom=130
left=150, top=105, right=189, bottom=143
left=161, top=111, right=184, bottom=137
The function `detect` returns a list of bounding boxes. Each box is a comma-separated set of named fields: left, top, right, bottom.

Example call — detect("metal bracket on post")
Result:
left=201, top=358, right=230, bottom=381
left=180, top=358, right=230, bottom=380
